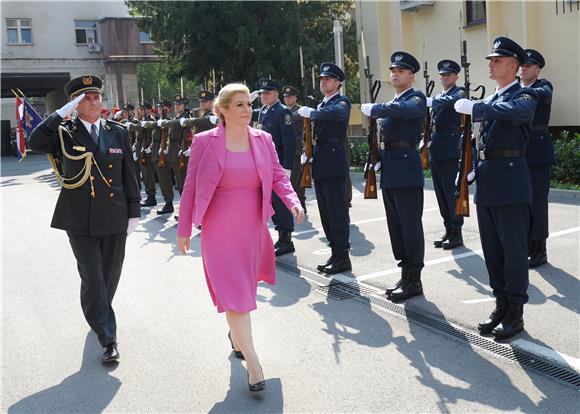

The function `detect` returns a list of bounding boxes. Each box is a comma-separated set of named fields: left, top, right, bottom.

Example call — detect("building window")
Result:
left=465, top=0, right=486, bottom=25
left=75, top=20, right=98, bottom=44
left=6, top=18, right=32, bottom=44
left=139, top=31, right=153, bottom=44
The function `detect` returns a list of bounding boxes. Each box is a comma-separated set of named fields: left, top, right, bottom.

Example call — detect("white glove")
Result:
left=300, top=154, right=308, bottom=165
left=427, top=141, right=432, bottom=149
left=180, top=118, right=188, bottom=127
left=426, top=97, right=433, bottom=107
left=157, top=119, right=164, bottom=127
left=297, top=106, right=314, bottom=118
left=418, top=140, right=424, bottom=150
left=467, top=170, right=476, bottom=184
left=132, top=152, right=138, bottom=161
left=455, top=172, right=459, bottom=186
left=140, top=121, right=147, bottom=127
left=249, top=91, right=260, bottom=102
left=144, top=147, right=152, bottom=154
left=209, top=115, right=219, bottom=125
left=127, top=217, right=140, bottom=235
left=361, top=103, right=374, bottom=117
left=284, top=168, right=291, bottom=178
left=183, top=149, right=191, bottom=157
left=374, top=161, right=381, bottom=171
left=56, top=93, right=85, bottom=118
left=163, top=148, right=169, bottom=155
left=454, top=99, right=475, bottom=115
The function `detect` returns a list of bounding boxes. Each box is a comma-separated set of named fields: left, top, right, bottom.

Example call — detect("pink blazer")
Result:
left=177, top=124, right=300, bottom=238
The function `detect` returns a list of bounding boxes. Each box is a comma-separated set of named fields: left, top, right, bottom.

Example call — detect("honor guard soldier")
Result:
left=250, top=79, right=297, bottom=256
left=28, top=75, right=141, bottom=363
left=520, top=49, right=554, bottom=268
left=361, top=52, right=427, bottom=301
left=427, top=60, right=466, bottom=250
left=282, top=85, right=307, bottom=211
left=298, top=63, right=352, bottom=274
left=137, top=101, right=159, bottom=207
left=167, top=94, right=190, bottom=195
left=152, top=98, right=175, bottom=215
left=454, top=37, right=538, bottom=341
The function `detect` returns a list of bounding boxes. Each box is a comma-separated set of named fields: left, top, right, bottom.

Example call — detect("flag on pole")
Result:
left=15, top=96, right=26, bottom=160
left=22, top=98, right=42, bottom=138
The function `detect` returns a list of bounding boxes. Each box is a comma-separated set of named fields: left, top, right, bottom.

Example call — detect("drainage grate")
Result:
left=277, top=260, right=580, bottom=390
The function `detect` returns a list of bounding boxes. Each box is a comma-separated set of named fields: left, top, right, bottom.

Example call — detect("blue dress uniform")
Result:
left=310, top=63, right=352, bottom=274
left=251, top=79, right=297, bottom=255
left=429, top=60, right=466, bottom=249
left=522, top=49, right=554, bottom=268
left=28, top=75, right=140, bottom=361
left=370, top=52, right=426, bottom=302
left=470, top=37, right=538, bottom=341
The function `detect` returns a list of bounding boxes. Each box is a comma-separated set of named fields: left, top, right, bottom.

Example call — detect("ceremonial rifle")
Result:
left=299, top=46, right=313, bottom=188
left=361, top=31, right=381, bottom=199
left=157, top=109, right=169, bottom=168
left=178, top=109, right=193, bottom=170
left=421, top=61, right=435, bottom=169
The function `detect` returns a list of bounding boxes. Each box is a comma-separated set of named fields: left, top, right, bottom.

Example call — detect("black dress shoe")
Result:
left=102, top=343, right=119, bottom=363
left=174, top=215, right=179, bottom=220
left=385, top=278, right=404, bottom=296
left=478, top=297, right=508, bottom=335
left=388, top=280, right=423, bottom=302
left=442, top=229, right=464, bottom=250
left=157, top=202, right=174, bottom=215
left=322, top=249, right=351, bottom=275
left=317, top=250, right=336, bottom=272
left=493, top=303, right=524, bottom=341
left=528, top=240, right=547, bottom=268
left=275, top=241, right=295, bottom=256
left=140, top=196, right=157, bottom=207
left=248, top=365, right=266, bottom=392
left=228, top=331, right=244, bottom=360
left=433, top=230, right=449, bottom=248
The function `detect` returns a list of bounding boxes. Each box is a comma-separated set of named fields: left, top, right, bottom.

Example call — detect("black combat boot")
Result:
left=140, top=196, right=157, bottom=207
left=492, top=303, right=524, bottom=341
left=274, top=230, right=282, bottom=249
left=388, top=271, right=423, bottom=302
left=157, top=202, right=174, bottom=215
left=274, top=231, right=295, bottom=257
left=322, top=249, right=352, bottom=275
left=386, top=270, right=407, bottom=296
left=433, top=230, right=449, bottom=248
left=442, top=228, right=464, bottom=250
left=317, top=249, right=336, bottom=272
left=528, top=240, right=547, bottom=268
left=477, top=297, right=508, bottom=335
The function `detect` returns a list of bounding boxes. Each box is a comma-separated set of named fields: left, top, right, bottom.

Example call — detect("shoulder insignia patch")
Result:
left=284, top=113, right=292, bottom=125
left=520, top=94, right=533, bottom=101
left=458, top=89, right=466, bottom=98
left=412, top=96, right=423, bottom=104
left=339, top=100, right=348, bottom=106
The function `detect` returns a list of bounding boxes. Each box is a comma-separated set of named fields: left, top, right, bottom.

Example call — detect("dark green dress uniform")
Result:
left=29, top=86, right=140, bottom=349
left=429, top=60, right=466, bottom=249
left=167, top=95, right=189, bottom=195
left=370, top=52, right=426, bottom=302
left=522, top=49, right=554, bottom=268
left=472, top=37, right=538, bottom=341
left=151, top=102, right=175, bottom=214
left=137, top=104, right=158, bottom=207
left=283, top=85, right=307, bottom=208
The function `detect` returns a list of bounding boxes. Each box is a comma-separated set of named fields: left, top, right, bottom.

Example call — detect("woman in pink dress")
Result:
left=177, top=83, right=304, bottom=392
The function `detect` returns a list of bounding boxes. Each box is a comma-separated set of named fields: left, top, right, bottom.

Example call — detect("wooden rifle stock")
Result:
left=363, top=116, right=378, bottom=199
left=455, top=113, right=472, bottom=217
left=178, top=128, right=188, bottom=170
left=300, top=118, right=313, bottom=188
left=158, top=125, right=167, bottom=167
left=421, top=111, right=431, bottom=169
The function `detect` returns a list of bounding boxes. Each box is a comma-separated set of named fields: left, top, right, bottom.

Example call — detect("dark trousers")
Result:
left=133, top=159, right=142, bottom=190
left=476, top=203, right=529, bottom=304
left=314, top=177, right=350, bottom=249
left=67, top=231, right=127, bottom=346
left=529, top=165, right=551, bottom=241
left=140, top=156, right=156, bottom=198
left=170, top=158, right=188, bottom=195
left=290, top=153, right=306, bottom=205
left=342, top=134, right=352, bottom=206
left=272, top=191, right=294, bottom=233
left=382, top=187, right=425, bottom=273
left=431, top=159, right=464, bottom=230
left=155, top=162, right=174, bottom=204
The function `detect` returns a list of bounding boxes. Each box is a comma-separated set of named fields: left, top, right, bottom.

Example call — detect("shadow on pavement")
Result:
left=208, top=354, right=283, bottom=414
left=7, top=332, right=121, bottom=414
left=534, top=263, right=580, bottom=314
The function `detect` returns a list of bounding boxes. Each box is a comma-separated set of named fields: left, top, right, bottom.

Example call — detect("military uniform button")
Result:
left=108, top=164, right=113, bottom=169
left=108, top=178, right=113, bottom=183
left=109, top=192, right=114, bottom=197
left=403, top=154, right=408, bottom=158
left=90, top=176, right=95, bottom=181
left=508, top=162, right=514, bottom=167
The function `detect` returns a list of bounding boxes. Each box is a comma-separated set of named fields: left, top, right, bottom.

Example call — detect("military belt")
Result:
left=478, top=149, right=524, bottom=160
left=385, top=141, right=414, bottom=150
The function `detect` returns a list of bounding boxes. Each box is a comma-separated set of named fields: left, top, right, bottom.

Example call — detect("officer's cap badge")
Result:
left=323, top=66, right=329, bottom=71
left=527, top=51, right=532, bottom=57
left=82, top=76, right=93, bottom=86
left=443, top=62, right=450, bottom=68
left=261, top=80, right=268, bottom=87
left=493, top=40, right=501, bottom=49
left=394, top=55, right=403, bottom=62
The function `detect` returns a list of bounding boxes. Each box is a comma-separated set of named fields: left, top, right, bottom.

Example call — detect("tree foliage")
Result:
left=126, top=0, right=360, bottom=102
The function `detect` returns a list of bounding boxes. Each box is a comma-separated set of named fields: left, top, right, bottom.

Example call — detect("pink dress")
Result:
left=200, top=148, right=275, bottom=313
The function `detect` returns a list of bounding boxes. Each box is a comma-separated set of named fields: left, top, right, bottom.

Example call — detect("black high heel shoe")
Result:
left=248, top=365, right=266, bottom=392
left=228, top=331, right=245, bottom=360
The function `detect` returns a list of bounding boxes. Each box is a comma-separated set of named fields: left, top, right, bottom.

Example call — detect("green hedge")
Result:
left=552, top=131, right=580, bottom=187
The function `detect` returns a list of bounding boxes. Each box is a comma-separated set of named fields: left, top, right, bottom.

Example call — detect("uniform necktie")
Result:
left=91, top=124, right=99, bottom=145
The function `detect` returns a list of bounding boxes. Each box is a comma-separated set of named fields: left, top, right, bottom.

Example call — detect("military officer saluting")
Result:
left=250, top=79, right=297, bottom=256
left=282, top=85, right=307, bottom=211
left=427, top=59, right=466, bottom=250
left=361, top=52, right=427, bottom=302
left=454, top=37, right=538, bottom=341
left=298, top=63, right=352, bottom=274
left=520, top=49, right=554, bottom=268
left=29, top=75, right=141, bottom=363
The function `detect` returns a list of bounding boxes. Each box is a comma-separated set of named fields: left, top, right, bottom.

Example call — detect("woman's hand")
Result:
left=177, top=236, right=190, bottom=255
left=291, top=205, right=305, bottom=224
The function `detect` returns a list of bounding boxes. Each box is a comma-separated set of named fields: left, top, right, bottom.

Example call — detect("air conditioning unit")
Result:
left=400, top=0, right=436, bottom=11
left=88, top=43, right=101, bottom=52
